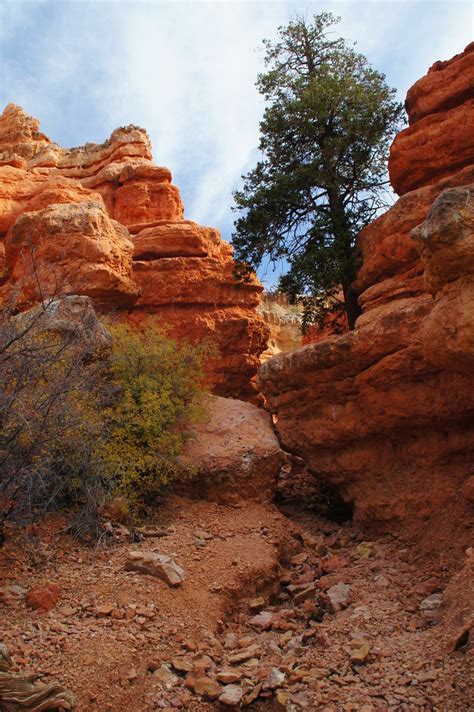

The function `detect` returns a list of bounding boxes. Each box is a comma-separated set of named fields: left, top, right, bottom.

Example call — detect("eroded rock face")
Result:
left=0, top=104, right=268, bottom=399
left=259, top=45, right=474, bottom=550
left=179, top=395, right=285, bottom=505
left=389, top=44, right=474, bottom=196
left=4, top=201, right=137, bottom=307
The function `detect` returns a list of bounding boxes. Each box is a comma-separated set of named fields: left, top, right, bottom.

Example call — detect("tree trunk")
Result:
left=343, top=283, right=361, bottom=330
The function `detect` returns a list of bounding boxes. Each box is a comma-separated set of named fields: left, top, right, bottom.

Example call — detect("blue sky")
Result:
left=1, top=0, right=472, bottom=288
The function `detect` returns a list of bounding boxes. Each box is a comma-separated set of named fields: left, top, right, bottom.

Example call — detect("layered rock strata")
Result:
left=0, top=104, right=268, bottom=399
left=259, top=45, right=474, bottom=546
left=257, top=292, right=303, bottom=362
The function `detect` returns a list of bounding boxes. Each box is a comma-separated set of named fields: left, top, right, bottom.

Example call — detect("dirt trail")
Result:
left=0, top=496, right=471, bottom=711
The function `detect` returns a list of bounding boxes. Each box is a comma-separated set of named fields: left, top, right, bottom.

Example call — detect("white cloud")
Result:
left=1, top=0, right=473, bottom=247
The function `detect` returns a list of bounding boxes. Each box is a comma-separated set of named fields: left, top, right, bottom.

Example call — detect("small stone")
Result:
left=193, top=677, right=221, bottom=699
left=264, top=667, right=285, bottom=690
left=303, top=667, right=330, bottom=681
left=154, top=665, right=179, bottom=688
left=274, top=689, right=291, bottom=710
left=374, top=575, right=390, bottom=589
left=228, top=645, right=261, bottom=664
left=25, top=584, right=60, bottom=612
left=0, top=584, right=26, bottom=606
left=127, top=667, right=138, bottom=682
left=125, top=551, right=184, bottom=586
left=217, top=669, right=242, bottom=684
left=350, top=640, right=370, bottom=664
left=136, top=526, right=170, bottom=538
left=242, top=682, right=263, bottom=705
left=238, top=635, right=254, bottom=648
left=96, top=604, right=115, bottom=618
left=355, top=542, right=374, bottom=558
left=417, top=669, right=438, bottom=683
left=323, top=554, right=346, bottom=572
left=171, top=657, right=193, bottom=673
left=249, top=611, right=274, bottom=630
left=223, top=632, right=238, bottom=650
left=57, top=604, right=76, bottom=617
left=194, top=529, right=213, bottom=540
left=327, top=582, right=351, bottom=612
left=294, top=582, right=318, bottom=605
left=290, top=553, right=308, bottom=565
left=419, top=593, right=443, bottom=621
left=219, top=684, right=243, bottom=706
left=249, top=597, right=266, bottom=611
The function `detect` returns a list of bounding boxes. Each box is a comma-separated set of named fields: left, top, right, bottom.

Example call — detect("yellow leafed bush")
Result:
left=97, top=322, right=211, bottom=515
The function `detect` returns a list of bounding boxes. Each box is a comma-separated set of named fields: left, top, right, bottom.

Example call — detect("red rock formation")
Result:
left=4, top=201, right=137, bottom=308
left=389, top=44, right=474, bottom=195
left=0, top=104, right=268, bottom=399
left=258, top=45, right=474, bottom=553
left=0, top=103, right=51, bottom=160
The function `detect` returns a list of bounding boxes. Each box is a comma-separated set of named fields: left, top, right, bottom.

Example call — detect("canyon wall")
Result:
left=0, top=104, right=268, bottom=400
left=259, top=44, right=474, bottom=545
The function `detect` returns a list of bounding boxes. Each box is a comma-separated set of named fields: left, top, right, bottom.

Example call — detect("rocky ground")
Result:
left=0, top=495, right=471, bottom=712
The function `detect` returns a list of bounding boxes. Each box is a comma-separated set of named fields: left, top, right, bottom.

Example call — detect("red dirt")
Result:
left=1, top=496, right=471, bottom=711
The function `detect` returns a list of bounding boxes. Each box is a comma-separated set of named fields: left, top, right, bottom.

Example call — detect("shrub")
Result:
left=98, top=322, right=210, bottom=516
left=0, top=303, right=211, bottom=541
left=0, top=297, right=106, bottom=542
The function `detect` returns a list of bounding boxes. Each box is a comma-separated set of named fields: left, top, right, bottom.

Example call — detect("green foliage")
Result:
left=232, top=12, right=405, bottom=328
left=99, top=323, right=210, bottom=515
left=0, top=303, right=211, bottom=541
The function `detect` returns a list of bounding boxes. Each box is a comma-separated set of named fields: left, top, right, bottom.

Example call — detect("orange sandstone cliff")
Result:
left=258, top=44, right=474, bottom=552
left=0, top=104, right=268, bottom=399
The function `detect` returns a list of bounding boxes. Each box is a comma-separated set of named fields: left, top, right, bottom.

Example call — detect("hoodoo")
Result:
left=259, top=44, right=474, bottom=554
left=0, top=104, right=268, bottom=400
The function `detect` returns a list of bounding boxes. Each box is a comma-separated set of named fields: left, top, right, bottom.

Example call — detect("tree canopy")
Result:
left=232, top=13, right=405, bottom=329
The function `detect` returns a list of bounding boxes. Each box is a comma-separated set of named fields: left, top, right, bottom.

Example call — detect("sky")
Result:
left=0, top=0, right=473, bottom=288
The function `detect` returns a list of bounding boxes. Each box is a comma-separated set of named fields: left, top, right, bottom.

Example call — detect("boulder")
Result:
left=411, top=184, right=474, bottom=293
left=405, top=42, right=474, bottom=124
left=180, top=395, right=285, bottom=505
left=0, top=103, right=51, bottom=161
left=389, top=44, right=474, bottom=196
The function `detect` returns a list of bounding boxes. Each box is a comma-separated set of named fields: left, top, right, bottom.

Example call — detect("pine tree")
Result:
left=232, top=13, right=405, bottom=329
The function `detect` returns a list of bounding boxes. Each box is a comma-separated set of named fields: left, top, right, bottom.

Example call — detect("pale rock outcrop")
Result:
left=12, top=295, right=112, bottom=357
left=0, top=103, right=51, bottom=161
left=257, top=292, right=303, bottom=362
left=258, top=44, right=474, bottom=550
left=179, top=395, right=285, bottom=505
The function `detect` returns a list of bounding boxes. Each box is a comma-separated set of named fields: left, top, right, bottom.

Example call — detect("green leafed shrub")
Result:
left=98, top=322, right=211, bottom=516
left=0, top=303, right=211, bottom=541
